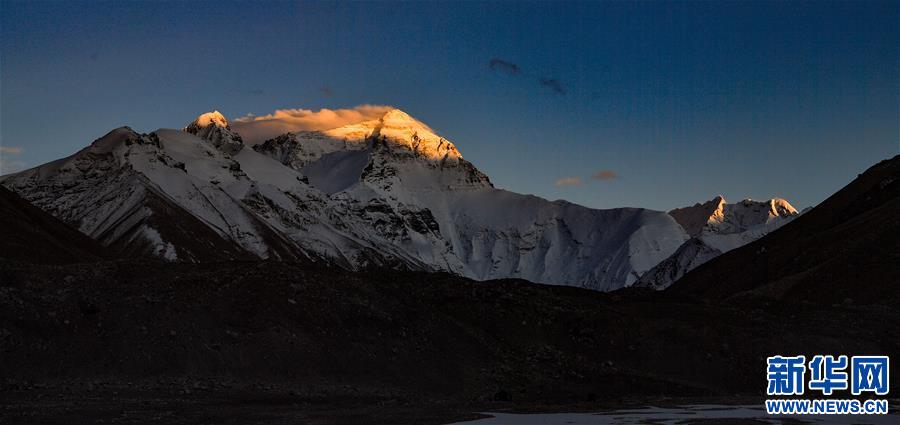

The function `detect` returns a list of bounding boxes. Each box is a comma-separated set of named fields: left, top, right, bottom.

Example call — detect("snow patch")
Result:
left=189, top=111, right=228, bottom=128
left=142, top=226, right=178, bottom=261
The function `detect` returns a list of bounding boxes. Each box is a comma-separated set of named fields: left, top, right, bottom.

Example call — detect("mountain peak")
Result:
left=767, top=198, right=798, bottom=216
left=376, top=108, right=436, bottom=135
left=669, top=197, right=727, bottom=237
left=184, top=111, right=243, bottom=155
left=379, top=108, right=415, bottom=123
left=733, top=197, right=797, bottom=216
left=670, top=195, right=798, bottom=238
left=189, top=111, right=229, bottom=129
left=310, top=107, right=461, bottom=162
left=369, top=110, right=462, bottom=162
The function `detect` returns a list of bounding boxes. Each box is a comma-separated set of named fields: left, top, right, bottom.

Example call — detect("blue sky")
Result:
left=1, top=1, right=897, bottom=211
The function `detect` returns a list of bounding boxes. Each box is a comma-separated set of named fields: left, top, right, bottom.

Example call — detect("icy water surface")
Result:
left=450, top=404, right=900, bottom=424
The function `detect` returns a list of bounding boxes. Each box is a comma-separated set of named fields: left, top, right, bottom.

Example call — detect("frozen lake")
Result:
left=450, top=404, right=899, bottom=424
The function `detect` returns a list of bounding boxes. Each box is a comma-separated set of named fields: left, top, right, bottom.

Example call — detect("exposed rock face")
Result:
left=669, top=196, right=798, bottom=238
left=633, top=238, right=722, bottom=290
left=637, top=196, right=799, bottom=290
left=184, top=111, right=245, bottom=155
left=3, top=108, right=691, bottom=290
left=0, top=126, right=296, bottom=262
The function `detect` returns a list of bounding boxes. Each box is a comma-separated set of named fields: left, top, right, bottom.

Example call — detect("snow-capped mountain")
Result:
left=636, top=196, right=799, bottom=289
left=183, top=110, right=244, bottom=155
left=0, top=126, right=299, bottom=262
left=1, top=108, right=692, bottom=290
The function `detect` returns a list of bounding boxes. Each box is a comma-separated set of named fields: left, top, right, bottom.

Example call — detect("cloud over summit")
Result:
left=232, top=105, right=395, bottom=144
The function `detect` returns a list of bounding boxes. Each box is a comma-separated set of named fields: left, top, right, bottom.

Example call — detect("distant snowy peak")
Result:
left=669, top=196, right=798, bottom=237
left=254, top=108, right=465, bottom=168
left=252, top=108, right=492, bottom=192
left=763, top=198, right=799, bottom=216
left=3, top=106, right=695, bottom=291
left=359, top=109, right=491, bottom=192
left=189, top=111, right=229, bottom=128
left=636, top=195, right=799, bottom=290
left=668, top=196, right=725, bottom=238
left=184, top=111, right=244, bottom=155
left=710, top=197, right=798, bottom=235
left=371, top=109, right=463, bottom=161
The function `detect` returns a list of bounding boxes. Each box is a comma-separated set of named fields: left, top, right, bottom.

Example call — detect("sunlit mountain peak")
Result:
left=188, top=111, right=229, bottom=129
left=183, top=110, right=243, bottom=154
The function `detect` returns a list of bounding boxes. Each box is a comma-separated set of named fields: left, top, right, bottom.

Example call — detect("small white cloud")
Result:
left=0, top=146, right=26, bottom=174
left=555, top=176, right=582, bottom=187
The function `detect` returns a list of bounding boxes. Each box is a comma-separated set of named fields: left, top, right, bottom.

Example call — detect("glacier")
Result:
left=1, top=107, right=793, bottom=291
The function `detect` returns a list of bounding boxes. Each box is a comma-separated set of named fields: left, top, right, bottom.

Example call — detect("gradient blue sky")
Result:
left=1, top=1, right=897, bottom=211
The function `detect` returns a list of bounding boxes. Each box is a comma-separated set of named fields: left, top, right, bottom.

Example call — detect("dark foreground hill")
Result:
left=0, top=186, right=107, bottom=264
left=674, top=155, right=900, bottom=306
left=1, top=259, right=898, bottom=424
left=1, top=157, right=899, bottom=423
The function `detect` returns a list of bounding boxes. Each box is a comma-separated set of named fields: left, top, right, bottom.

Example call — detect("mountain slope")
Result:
left=0, top=186, right=108, bottom=264
left=636, top=196, right=798, bottom=289
left=673, top=155, right=900, bottom=305
left=0, top=127, right=298, bottom=262
left=2, top=108, right=688, bottom=290
left=251, top=108, right=688, bottom=290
